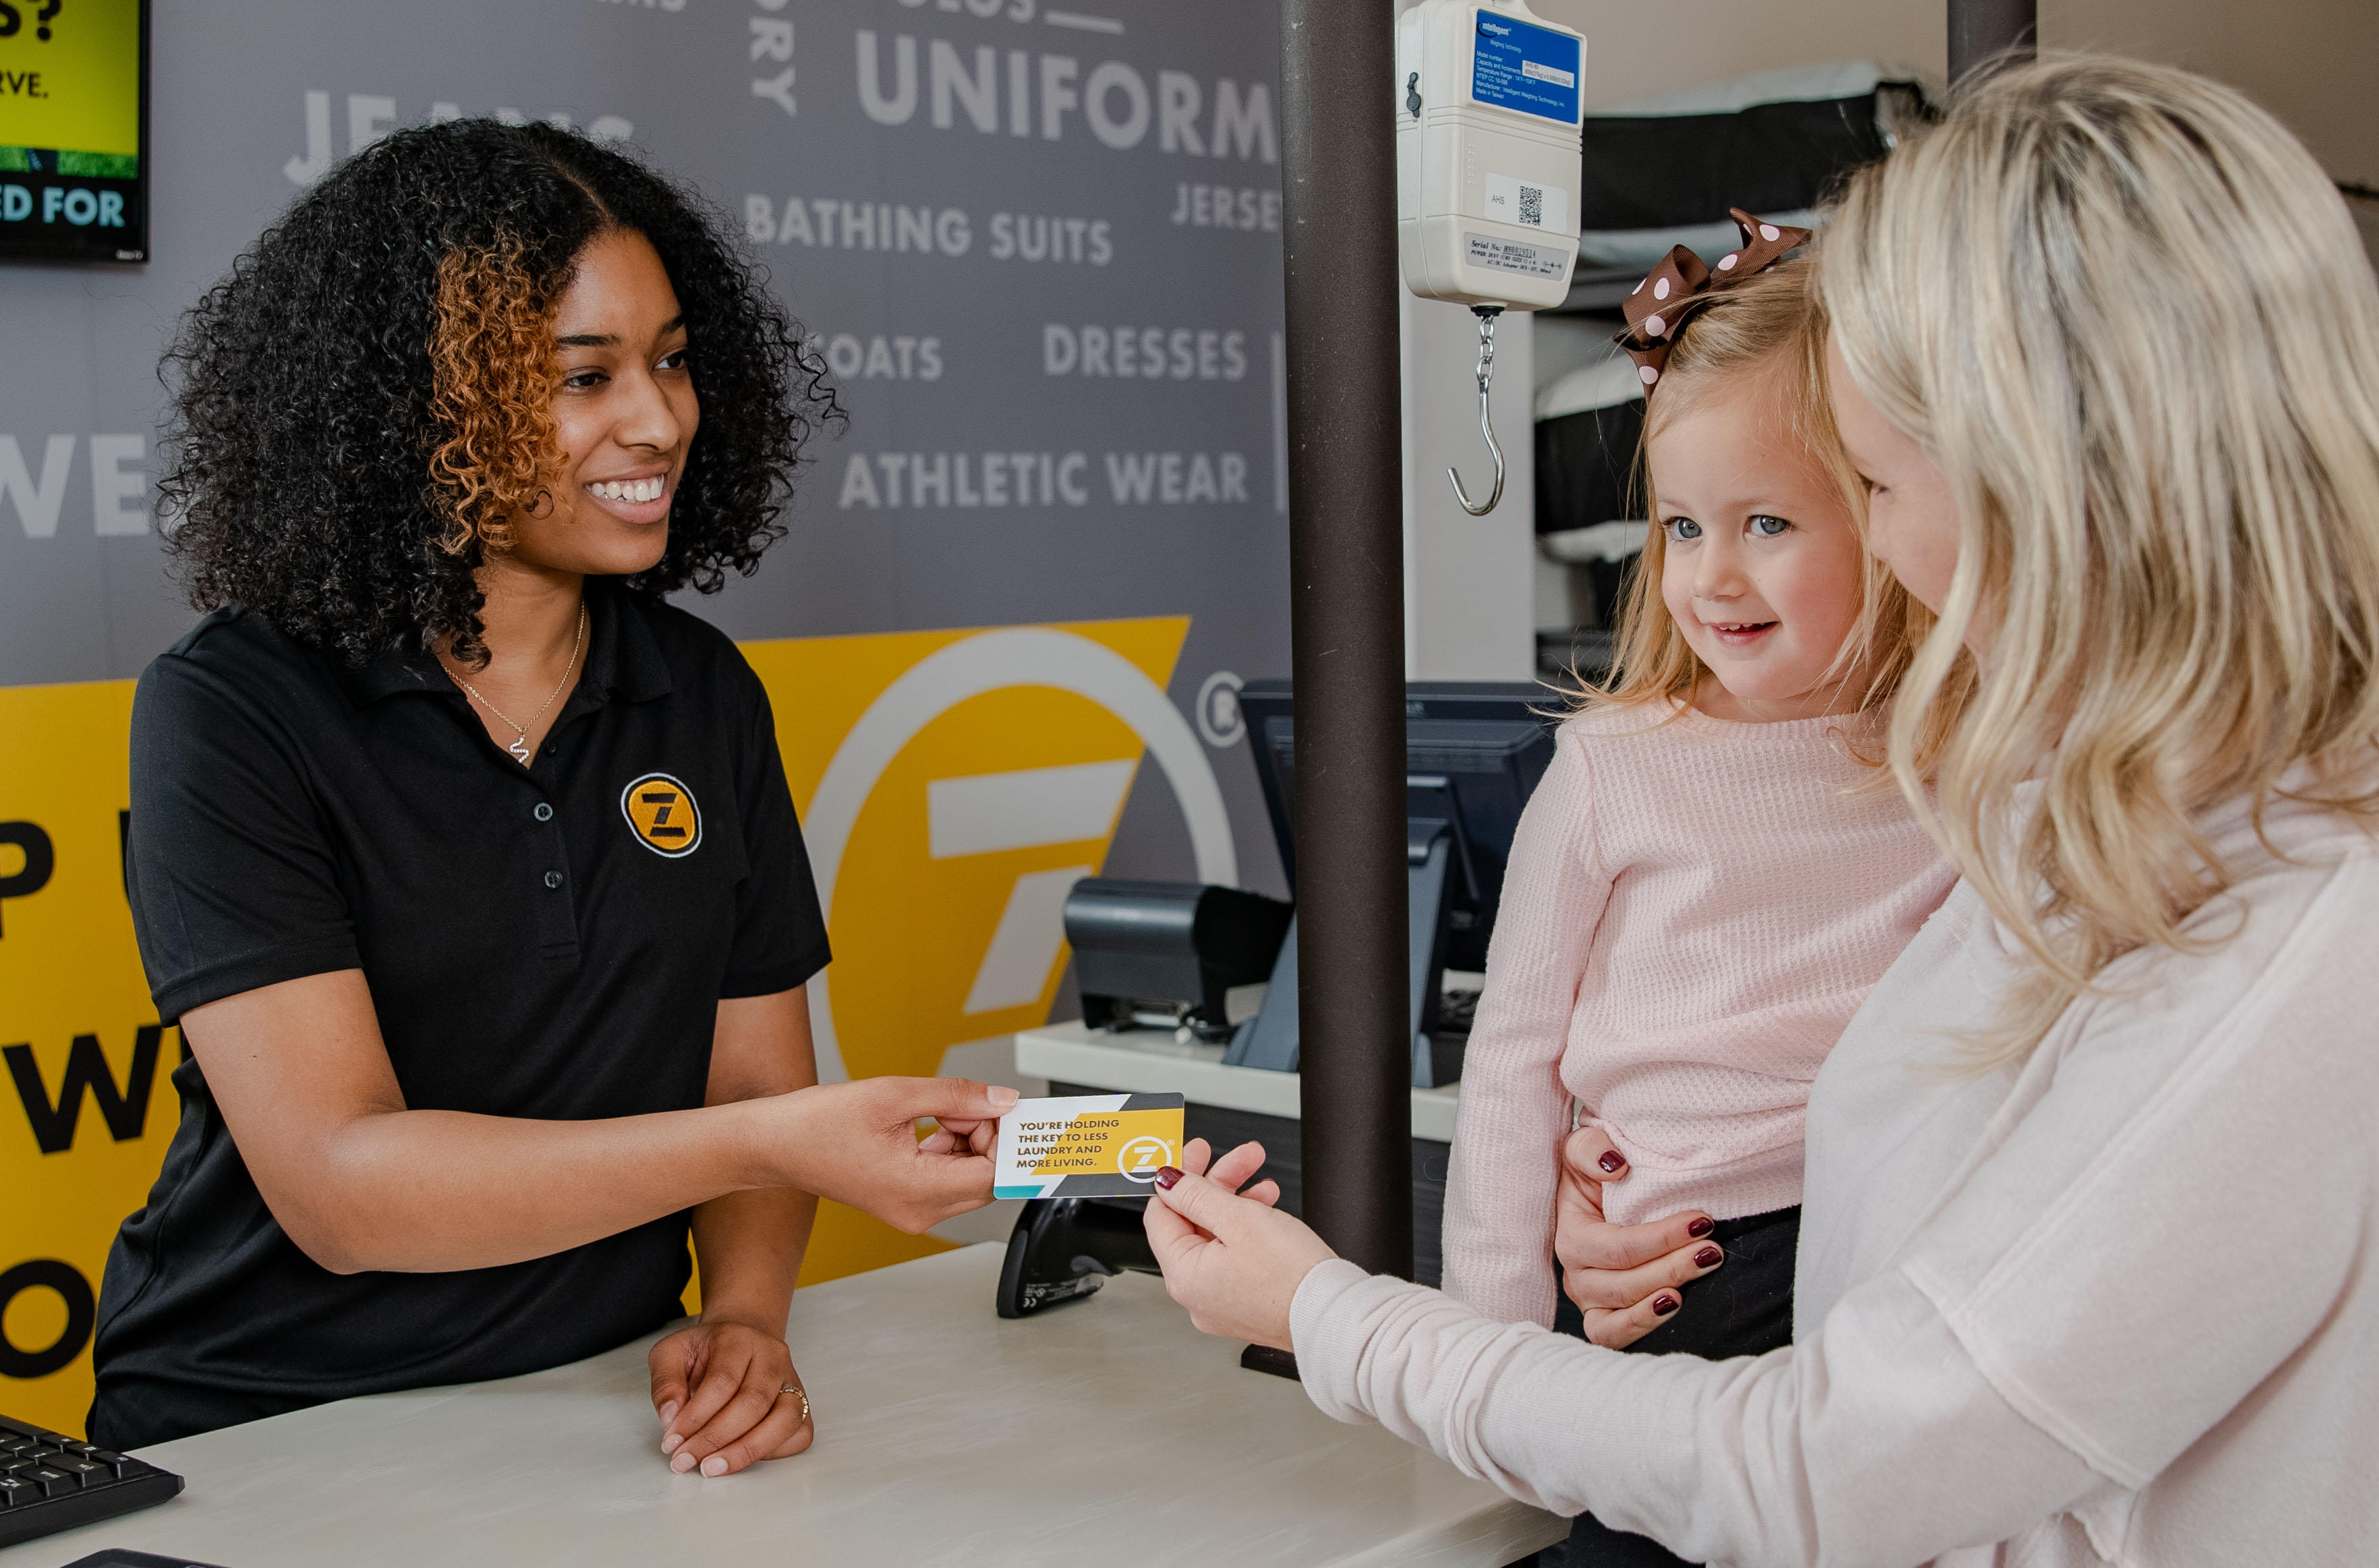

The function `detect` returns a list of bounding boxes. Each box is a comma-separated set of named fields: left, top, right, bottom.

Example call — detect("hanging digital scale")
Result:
left=1395, top=0, right=1586, bottom=513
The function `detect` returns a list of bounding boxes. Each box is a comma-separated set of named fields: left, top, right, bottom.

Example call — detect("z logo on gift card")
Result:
left=621, top=773, right=702, bottom=859
left=1118, top=1135, right=1174, bottom=1182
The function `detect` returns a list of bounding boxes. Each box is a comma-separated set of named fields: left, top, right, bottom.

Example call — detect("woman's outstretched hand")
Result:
left=772, top=1076, right=1016, bottom=1233
left=1143, top=1137, right=1333, bottom=1351
left=1554, top=1125, right=1726, bottom=1347
left=648, top=1314, right=813, bottom=1478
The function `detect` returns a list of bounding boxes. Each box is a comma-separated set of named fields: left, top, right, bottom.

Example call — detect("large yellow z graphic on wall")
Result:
left=0, top=616, right=1225, bottom=1436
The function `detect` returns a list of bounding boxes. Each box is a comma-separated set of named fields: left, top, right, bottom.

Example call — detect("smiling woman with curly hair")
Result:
left=161, top=120, right=823, bottom=664
left=95, top=120, right=1017, bottom=1468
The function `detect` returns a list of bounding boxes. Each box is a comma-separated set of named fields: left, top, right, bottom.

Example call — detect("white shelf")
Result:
left=1014, top=1021, right=1464, bottom=1143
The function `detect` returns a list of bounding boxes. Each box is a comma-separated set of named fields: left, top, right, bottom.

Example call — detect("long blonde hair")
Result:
left=1580, top=262, right=1961, bottom=759
left=1821, top=55, right=2379, bottom=1063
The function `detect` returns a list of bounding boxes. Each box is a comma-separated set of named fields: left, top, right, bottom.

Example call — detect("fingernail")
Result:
left=1597, top=1151, right=1625, bottom=1173
left=660, top=1432, right=682, bottom=1455
left=988, top=1085, right=1020, bottom=1110
left=1694, top=1246, right=1722, bottom=1269
left=1153, top=1165, right=1182, bottom=1190
left=701, top=1455, right=727, bottom=1478
left=670, top=1450, right=697, bottom=1473
left=1686, top=1217, right=1713, bottom=1238
left=1652, top=1294, right=1680, bottom=1316
left=658, top=1401, right=679, bottom=1426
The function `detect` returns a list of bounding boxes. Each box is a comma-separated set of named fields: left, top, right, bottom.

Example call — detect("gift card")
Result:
left=993, top=1093, right=1186, bottom=1199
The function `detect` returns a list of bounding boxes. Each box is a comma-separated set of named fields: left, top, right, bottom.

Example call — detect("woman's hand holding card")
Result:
left=1143, top=1138, right=1329, bottom=1352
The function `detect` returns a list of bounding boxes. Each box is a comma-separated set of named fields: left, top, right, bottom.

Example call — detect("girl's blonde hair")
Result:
left=1821, top=55, right=2379, bottom=1064
left=1581, top=261, right=1961, bottom=762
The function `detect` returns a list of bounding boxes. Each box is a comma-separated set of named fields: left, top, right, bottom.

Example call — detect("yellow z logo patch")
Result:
left=621, top=773, right=702, bottom=859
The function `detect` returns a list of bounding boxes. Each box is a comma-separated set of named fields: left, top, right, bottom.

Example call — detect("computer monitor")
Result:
left=1236, top=678, right=1556, bottom=1013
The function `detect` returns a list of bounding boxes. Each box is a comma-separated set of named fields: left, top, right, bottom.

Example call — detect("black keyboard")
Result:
left=0, top=1414, right=183, bottom=1549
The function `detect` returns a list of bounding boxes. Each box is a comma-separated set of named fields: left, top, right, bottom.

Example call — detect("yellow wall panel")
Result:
left=0, top=676, right=154, bottom=1436
left=3, top=618, right=1191, bottom=1434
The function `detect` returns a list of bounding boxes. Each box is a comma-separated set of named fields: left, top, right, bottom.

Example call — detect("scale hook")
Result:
left=1448, top=305, right=1506, bottom=516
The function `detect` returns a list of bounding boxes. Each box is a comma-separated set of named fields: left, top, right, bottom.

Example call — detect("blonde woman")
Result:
left=1143, top=56, right=2379, bottom=1567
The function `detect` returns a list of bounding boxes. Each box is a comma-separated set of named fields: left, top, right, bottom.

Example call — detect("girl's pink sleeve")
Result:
left=1439, top=733, right=1612, bottom=1327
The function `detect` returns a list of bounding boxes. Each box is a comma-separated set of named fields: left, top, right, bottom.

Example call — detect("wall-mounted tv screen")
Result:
left=1, top=0, right=147, bottom=264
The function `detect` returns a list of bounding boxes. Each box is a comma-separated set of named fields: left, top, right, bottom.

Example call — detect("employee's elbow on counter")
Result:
left=266, top=1120, right=425, bottom=1275
left=308, top=1242, right=379, bottom=1277
left=274, top=1208, right=382, bottom=1276
left=279, top=1203, right=448, bottom=1275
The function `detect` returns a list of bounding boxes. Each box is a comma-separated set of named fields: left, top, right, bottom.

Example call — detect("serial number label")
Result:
left=1465, top=231, right=1568, bottom=279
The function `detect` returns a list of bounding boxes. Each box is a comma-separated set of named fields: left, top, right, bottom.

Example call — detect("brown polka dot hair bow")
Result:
left=1615, top=208, right=1812, bottom=393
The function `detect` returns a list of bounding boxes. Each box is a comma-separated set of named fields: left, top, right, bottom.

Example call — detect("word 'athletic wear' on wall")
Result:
left=0, top=0, right=1287, bottom=1436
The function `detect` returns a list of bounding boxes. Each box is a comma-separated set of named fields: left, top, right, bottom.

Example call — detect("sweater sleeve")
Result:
left=1439, top=733, right=1613, bottom=1328
left=1290, top=1261, right=2099, bottom=1567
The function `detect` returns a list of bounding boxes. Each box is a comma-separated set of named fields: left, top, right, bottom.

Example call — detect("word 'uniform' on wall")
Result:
left=0, top=0, right=1290, bottom=1436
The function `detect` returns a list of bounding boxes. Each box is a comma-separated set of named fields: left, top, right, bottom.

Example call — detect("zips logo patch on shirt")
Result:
left=621, top=773, right=702, bottom=859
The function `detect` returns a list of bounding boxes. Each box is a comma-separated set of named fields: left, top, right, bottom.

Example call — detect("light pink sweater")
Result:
left=1443, top=701, right=1954, bottom=1327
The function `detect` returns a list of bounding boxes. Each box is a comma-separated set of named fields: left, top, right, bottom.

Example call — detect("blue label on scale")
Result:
left=1470, top=11, right=1580, bottom=124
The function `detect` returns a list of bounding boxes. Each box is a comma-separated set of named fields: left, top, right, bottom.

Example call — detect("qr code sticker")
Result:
left=1518, top=184, right=1543, bottom=226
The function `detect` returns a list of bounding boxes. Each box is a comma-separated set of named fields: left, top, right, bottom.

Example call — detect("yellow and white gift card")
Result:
left=994, top=1093, right=1186, bottom=1198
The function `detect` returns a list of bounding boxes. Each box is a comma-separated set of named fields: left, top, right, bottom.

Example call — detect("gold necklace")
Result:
left=444, top=604, right=588, bottom=764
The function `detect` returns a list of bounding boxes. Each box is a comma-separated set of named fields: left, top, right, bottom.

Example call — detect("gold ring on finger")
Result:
left=780, top=1384, right=810, bottom=1422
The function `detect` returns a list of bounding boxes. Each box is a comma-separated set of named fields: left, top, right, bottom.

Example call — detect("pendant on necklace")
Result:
left=509, top=736, right=533, bottom=763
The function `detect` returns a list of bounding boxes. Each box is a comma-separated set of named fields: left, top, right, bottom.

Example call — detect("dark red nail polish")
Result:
left=1686, top=1217, right=1713, bottom=1238
left=1597, top=1151, right=1625, bottom=1173
left=1694, top=1246, right=1722, bottom=1269
left=1652, top=1294, right=1680, bottom=1316
left=1153, top=1166, right=1182, bottom=1190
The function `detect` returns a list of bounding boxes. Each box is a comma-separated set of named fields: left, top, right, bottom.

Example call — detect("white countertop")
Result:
left=9, top=1245, right=1558, bottom=1568
left=1015, top=1021, right=1465, bottom=1142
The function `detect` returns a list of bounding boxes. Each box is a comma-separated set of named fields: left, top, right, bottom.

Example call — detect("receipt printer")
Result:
left=1064, top=878, right=1292, bottom=1042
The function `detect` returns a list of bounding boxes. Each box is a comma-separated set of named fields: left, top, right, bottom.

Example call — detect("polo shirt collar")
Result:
left=334, top=641, right=448, bottom=706
left=333, top=579, right=674, bottom=707
left=583, top=581, right=675, bottom=705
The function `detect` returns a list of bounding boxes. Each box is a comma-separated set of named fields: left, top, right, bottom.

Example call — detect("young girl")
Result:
left=1441, top=229, right=1958, bottom=1564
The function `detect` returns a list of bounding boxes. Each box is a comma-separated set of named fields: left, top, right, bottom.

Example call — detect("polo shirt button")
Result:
left=534, top=803, right=554, bottom=822
left=544, top=871, right=564, bottom=890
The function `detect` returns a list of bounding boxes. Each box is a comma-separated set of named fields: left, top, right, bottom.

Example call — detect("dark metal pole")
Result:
left=1948, top=0, right=2038, bottom=84
left=1279, top=0, right=1412, bottom=1279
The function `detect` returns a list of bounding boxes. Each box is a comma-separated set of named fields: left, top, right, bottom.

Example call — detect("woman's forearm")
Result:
left=302, top=1096, right=789, bottom=1274
left=183, top=972, right=1001, bottom=1275
left=687, top=984, right=820, bottom=1325
left=690, top=1185, right=817, bottom=1329
left=183, top=970, right=822, bottom=1274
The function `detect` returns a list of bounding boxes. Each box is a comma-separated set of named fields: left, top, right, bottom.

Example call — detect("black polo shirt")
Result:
left=90, top=581, right=829, bottom=1451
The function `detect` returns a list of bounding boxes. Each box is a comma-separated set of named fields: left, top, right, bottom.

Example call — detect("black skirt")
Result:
left=1542, top=1205, right=1802, bottom=1568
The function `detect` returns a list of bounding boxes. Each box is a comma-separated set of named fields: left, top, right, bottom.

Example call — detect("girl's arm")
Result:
left=1441, top=734, right=1614, bottom=1327
left=180, top=968, right=1006, bottom=1273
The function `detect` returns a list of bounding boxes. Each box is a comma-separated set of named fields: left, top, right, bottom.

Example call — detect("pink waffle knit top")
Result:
left=1442, top=700, right=1955, bottom=1328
